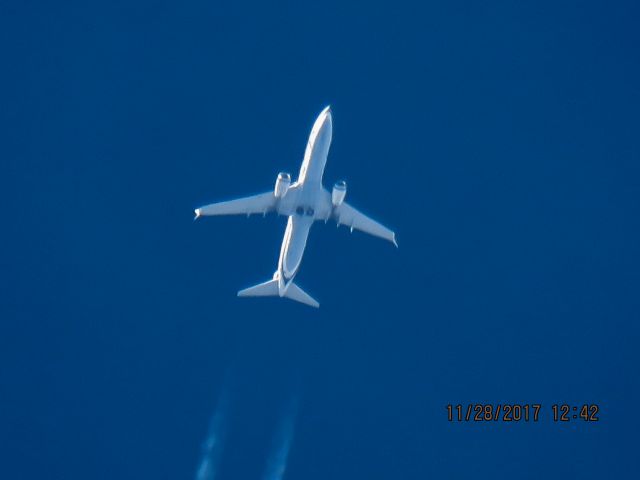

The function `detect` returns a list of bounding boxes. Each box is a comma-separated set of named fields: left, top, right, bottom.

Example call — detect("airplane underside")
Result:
left=194, top=106, right=396, bottom=307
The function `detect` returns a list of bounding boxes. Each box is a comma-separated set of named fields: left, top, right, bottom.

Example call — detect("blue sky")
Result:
left=1, top=1, right=639, bottom=478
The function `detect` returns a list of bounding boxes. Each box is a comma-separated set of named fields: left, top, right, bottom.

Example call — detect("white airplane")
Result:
left=194, top=106, right=397, bottom=307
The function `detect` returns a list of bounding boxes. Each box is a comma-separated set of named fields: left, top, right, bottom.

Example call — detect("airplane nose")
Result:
left=323, top=106, right=333, bottom=126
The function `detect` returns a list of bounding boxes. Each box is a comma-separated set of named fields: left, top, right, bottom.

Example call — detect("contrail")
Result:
left=195, top=391, right=230, bottom=480
left=262, top=396, right=299, bottom=480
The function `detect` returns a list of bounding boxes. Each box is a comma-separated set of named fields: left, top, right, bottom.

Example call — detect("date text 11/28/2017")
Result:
left=446, top=404, right=599, bottom=422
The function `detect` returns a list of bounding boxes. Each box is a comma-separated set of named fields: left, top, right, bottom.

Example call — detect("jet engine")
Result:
left=274, top=172, right=291, bottom=198
left=331, top=180, right=347, bottom=206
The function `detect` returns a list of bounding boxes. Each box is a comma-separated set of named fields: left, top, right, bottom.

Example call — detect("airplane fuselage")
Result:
left=273, top=106, right=333, bottom=295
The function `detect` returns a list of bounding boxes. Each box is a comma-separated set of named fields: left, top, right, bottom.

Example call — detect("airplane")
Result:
left=194, top=106, right=397, bottom=308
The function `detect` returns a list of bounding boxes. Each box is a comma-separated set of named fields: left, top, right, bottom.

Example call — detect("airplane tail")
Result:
left=237, top=279, right=319, bottom=308
left=284, top=283, right=320, bottom=308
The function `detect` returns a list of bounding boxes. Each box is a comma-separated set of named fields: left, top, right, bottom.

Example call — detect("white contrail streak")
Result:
left=262, top=397, right=299, bottom=480
left=195, top=392, right=230, bottom=480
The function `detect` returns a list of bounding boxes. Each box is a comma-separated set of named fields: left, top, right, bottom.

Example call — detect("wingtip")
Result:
left=193, top=208, right=201, bottom=221
left=392, top=236, right=398, bottom=248
left=307, top=299, right=321, bottom=308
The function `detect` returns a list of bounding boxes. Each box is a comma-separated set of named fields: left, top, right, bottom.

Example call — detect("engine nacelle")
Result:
left=332, top=180, right=347, bottom=207
left=274, top=172, right=291, bottom=198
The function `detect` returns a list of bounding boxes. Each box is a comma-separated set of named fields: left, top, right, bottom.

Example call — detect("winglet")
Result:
left=392, top=235, right=398, bottom=248
left=193, top=208, right=202, bottom=221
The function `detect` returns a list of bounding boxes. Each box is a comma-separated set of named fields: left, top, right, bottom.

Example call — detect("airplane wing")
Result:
left=334, top=202, right=398, bottom=246
left=195, top=191, right=276, bottom=218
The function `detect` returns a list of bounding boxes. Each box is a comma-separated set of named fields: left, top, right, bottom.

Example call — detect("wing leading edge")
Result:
left=194, top=191, right=276, bottom=218
left=334, top=201, right=397, bottom=247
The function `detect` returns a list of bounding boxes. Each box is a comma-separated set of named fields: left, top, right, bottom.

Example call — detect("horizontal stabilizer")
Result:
left=284, top=283, right=319, bottom=308
left=237, top=279, right=319, bottom=308
left=237, top=279, right=279, bottom=297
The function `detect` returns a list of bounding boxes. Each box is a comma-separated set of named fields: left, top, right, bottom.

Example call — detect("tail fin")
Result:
left=237, top=280, right=319, bottom=308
